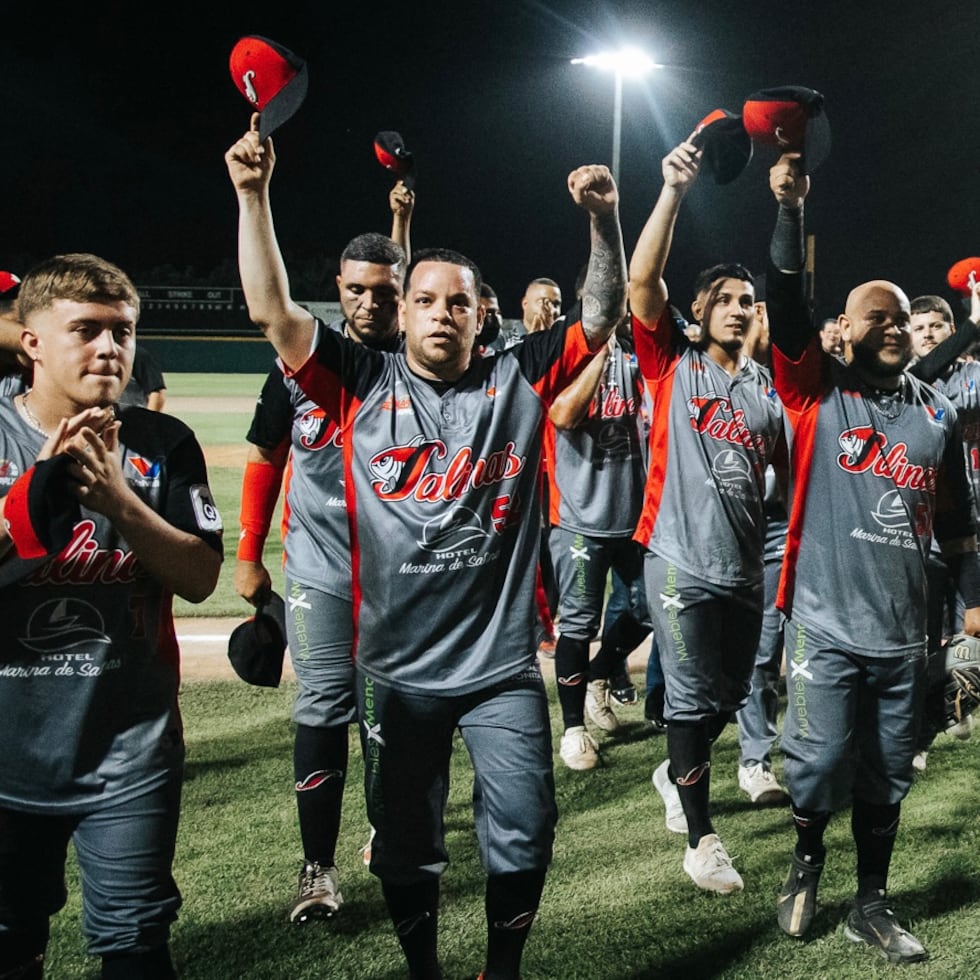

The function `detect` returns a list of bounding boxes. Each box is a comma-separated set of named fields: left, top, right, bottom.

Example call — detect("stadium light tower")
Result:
left=571, top=46, right=662, bottom=183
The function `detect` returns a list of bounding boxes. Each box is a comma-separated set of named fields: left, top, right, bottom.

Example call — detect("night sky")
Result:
left=1, top=1, right=977, bottom=323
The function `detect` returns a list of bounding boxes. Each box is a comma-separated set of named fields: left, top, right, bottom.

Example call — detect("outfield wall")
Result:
left=136, top=289, right=342, bottom=373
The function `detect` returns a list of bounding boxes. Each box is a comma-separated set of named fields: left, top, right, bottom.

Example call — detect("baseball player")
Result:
left=766, top=154, right=980, bottom=963
left=0, top=254, right=223, bottom=980
left=233, top=230, right=406, bottom=924
left=227, top=113, right=626, bottom=980
left=546, top=322, right=651, bottom=769
left=629, top=137, right=784, bottom=894
left=904, top=289, right=980, bottom=762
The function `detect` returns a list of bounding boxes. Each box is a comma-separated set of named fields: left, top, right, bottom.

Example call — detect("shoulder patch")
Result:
left=190, top=484, right=223, bottom=532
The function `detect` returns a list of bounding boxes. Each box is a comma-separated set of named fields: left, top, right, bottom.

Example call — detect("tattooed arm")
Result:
left=567, top=165, right=627, bottom=351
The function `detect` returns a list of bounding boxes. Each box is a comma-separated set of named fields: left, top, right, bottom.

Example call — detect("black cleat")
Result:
left=777, top=854, right=823, bottom=937
left=844, top=891, right=927, bottom=964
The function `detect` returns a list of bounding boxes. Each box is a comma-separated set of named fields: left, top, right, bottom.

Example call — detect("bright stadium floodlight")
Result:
left=571, top=46, right=663, bottom=182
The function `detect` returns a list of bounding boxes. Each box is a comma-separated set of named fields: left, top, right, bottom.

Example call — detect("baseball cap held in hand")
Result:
left=228, top=592, right=287, bottom=687
left=742, top=85, right=830, bottom=172
left=690, top=109, right=752, bottom=185
left=374, top=131, right=416, bottom=189
left=229, top=36, right=308, bottom=140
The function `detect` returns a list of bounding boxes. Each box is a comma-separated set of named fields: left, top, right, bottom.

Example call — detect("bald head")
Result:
left=840, top=279, right=912, bottom=385
left=843, top=280, right=909, bottom=318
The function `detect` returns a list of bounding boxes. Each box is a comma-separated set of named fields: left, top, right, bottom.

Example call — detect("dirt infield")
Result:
left=176, top=619, right=645, bottom=685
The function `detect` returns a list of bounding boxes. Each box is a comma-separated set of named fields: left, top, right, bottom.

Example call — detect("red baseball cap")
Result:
left=742, top=86, right=831, bottom=172
left=0, top=271, right=21, bottom=298
left=229, top=36, right=308, bottom=140
left=374, top=131, right=416, bottom=189
left=690, top=109, right=752, bottom=185
left=947, top=257, right=980, bottom=296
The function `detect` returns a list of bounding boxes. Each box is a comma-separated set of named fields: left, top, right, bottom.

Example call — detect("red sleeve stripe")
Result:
left=4, top=466, right=48, bottom=559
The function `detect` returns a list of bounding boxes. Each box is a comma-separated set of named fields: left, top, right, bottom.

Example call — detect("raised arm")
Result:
left=389, top=180, right=415, bottom=265
left=225, top=113, right=314, bottom=371
left=568, top=165, right=627, bottom=351
left=765, top=153, right=812, bottom=359
left=910, top=281, right=980, bottom=382
left=628, top=139, right=701, bottom=327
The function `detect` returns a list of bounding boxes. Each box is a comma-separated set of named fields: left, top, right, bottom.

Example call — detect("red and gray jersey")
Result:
left=0, top=400, right=223, bottom=812
left=288, top=315, right=594, bottom=696
left=248, top=363, right=350, bottom=598
left=545, top=340, right=647, bottom=537
left=933, top=359, right=980, bottom=515
left=249, top=320, right=404, bottom=599
left=768, top=267, right=976, bottom=658
left=632, top=307, right=784, bottom=586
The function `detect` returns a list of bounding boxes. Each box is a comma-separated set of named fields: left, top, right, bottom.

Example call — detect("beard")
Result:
left=850, top=341, right=911, bottom=382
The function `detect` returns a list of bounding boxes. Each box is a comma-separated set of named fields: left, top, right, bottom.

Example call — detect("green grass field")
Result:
left=45, top=678, right=980, bottom=979
left=41, top=373, right=980, bottom=977
left=164, top=373, right=286, bottom=619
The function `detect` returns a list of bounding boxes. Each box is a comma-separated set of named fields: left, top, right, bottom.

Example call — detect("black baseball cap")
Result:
left=374, top=130, right=416, bottom=190
left=229, top=36, right=308, bottom=140
left=227, top=592, right=287, bottom=687
left=690, top=109, right=752, bottom=185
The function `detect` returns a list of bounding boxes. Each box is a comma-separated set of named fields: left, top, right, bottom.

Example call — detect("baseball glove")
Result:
left=943, top=633, right=980, bottom=728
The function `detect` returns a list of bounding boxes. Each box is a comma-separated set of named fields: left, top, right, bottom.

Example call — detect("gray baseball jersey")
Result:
left=632, top=307, right=784, bottom=586
left=248, top=360, right=351, bottom=600
left=0, top=400, right=222, bottom=811
left=545, top=339, right=647, bottom=537
left=289, top=317, right=594, bottom=696
left=770, top=271, right=976, bottom=658
left=933, top=358, right=980, bottom=515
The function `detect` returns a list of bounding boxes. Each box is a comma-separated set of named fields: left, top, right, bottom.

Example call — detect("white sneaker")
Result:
left=585, top=679, right=620, bottom=732
left=560, top=726, right=600, bottom=770
left=912, top=751, right=928, bottom=773
left=683, top=834, right=744, bottom=894
left=652, top=760, right=688, bottom=834
left=737, top=763, right=788, bottom=804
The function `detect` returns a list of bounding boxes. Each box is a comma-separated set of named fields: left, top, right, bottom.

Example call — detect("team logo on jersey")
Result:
left=686, top=394, right=767, bottom=454
left=923, top=404, right=946, bottom=425
left=596, top=420, right=633, bottom=457
left=19, top=597, right=111, bottom=653
left=711, top=448, right=752, bottom=483
left=368, top=436, right=526, bottom=502
left=0, top=458, right=21, bottom=487
left=28, top=520, right=139, bottom=587
left=127, top=455, right=161, bottom=486
left=600, top=386, right=636, bottom=419
left=871, top=489, right=910, bottom=529
left=836, top=426, right=937, bottom=491
left=419, top=505, right=489, bottom=553
left=298, top=407, right=341, bottom=450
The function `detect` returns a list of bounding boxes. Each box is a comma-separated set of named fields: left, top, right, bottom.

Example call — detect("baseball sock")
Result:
left=484, top=869, right=546, bottom=980
left=101, top=945, right=175, bottom=979
left=382, top=877, right=441, bottom=980
left=790, top=804, right=830, bottom=864
left=705, top=710, right=732, bottom=743
left=852, top=799, right=900, bottom=897
left=294, top=723, right=348, bottom=866
left=667, top=721, right=714, bottom=847
left=555, top=635, right=590, bottom=728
